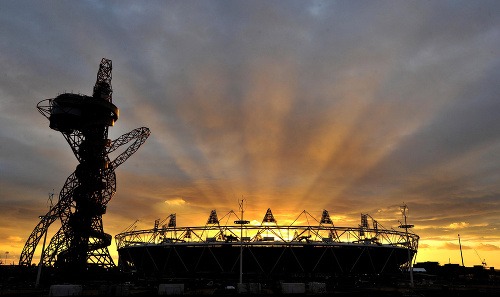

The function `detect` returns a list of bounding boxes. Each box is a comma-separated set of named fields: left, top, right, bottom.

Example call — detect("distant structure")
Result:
left=19, top=58, right=150, bottom=275
left=115, top=209, right=419, bottom=281
left=399, top=204, right=415, bottom=287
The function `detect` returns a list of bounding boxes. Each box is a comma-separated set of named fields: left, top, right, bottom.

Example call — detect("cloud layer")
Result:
left=1, top=0, right=499, bottom=267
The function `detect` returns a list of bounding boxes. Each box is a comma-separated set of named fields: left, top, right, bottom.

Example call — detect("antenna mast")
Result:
left=399, top=204, right=415, bottom=288
left=234, top=198, right=249, bottom=286
left=458, top=234, right=465, bottom=267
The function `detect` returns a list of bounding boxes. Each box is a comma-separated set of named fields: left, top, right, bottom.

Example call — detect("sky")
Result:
left=1, top=0, right=499, bottom=269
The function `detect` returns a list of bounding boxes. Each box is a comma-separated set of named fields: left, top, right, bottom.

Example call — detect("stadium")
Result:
left=115, top=208, right=419, bottom=283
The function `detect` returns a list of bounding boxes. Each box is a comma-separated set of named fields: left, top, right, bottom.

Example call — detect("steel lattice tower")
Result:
left=19, top=58, right=150, bottom=275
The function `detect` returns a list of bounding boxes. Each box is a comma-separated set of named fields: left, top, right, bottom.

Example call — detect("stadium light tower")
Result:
left=399, top=204, right=415, bottom=288
left=19, top=58, right=150, bottom=278
left=234, top=199, right=249, bottom=286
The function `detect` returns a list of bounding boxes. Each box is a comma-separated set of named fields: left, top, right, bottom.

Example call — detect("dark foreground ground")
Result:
left=1, top=285, right=500, bottom=296
left=2, top=280, right=500, bottom=296
left=1, top=264, right=499, bottom=296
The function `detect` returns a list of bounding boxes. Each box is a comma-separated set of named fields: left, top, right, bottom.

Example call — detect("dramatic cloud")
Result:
left=1, top=0, right=499, bottom=267
left=477, top=243, right=500, bottom=251
left=442, top=242, right=471, bottom=250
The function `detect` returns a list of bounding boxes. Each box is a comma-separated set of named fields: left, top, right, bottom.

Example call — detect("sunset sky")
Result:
left=1, top=1, right=499, bottom=269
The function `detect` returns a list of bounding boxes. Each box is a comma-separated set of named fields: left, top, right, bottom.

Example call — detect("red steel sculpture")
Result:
left=19, top=58, right=150, bottom=274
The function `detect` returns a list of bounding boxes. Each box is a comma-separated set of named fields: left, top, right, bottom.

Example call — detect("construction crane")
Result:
left=474, top=249, right=487, bottom=267
left=19, top=58, right=150, bottom=278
